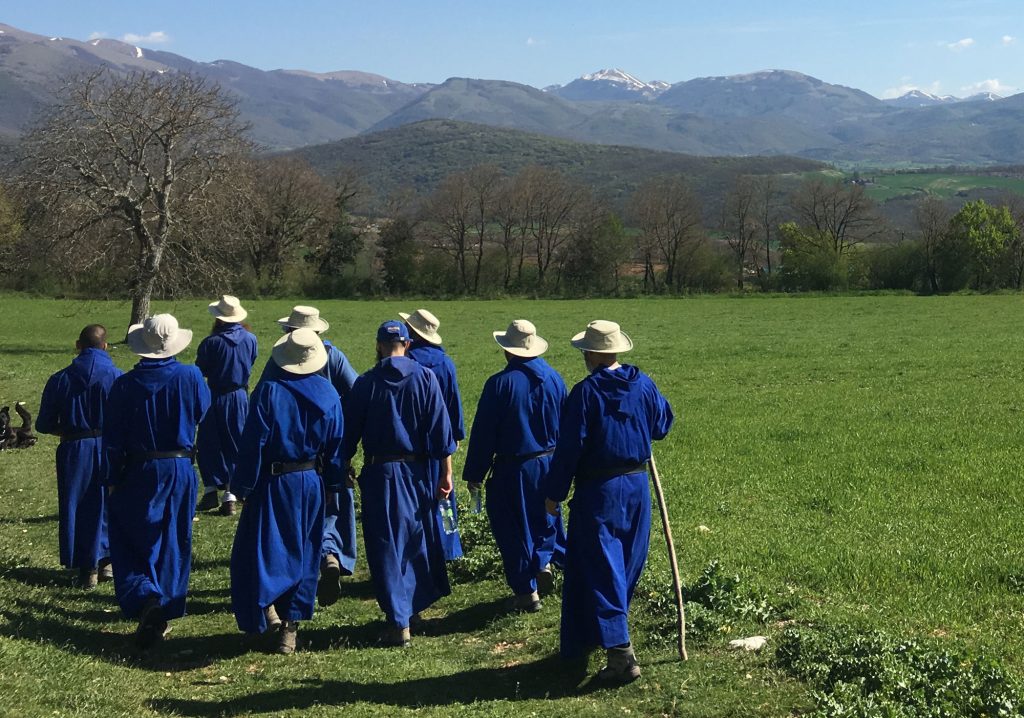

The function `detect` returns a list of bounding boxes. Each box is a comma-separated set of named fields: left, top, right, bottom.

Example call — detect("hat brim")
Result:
left=126, top=323, right=193, bottom=359
left=399, top=312, right=442, bottom=345
left=493, top=331, right=548, bottom=358
left=570, top=329, right=633, bottom=354
left=271, top=334, right=329, bottom=375
left=208, top=303, right=248, bottom=323
left=277, top=316, right=329, bottom=333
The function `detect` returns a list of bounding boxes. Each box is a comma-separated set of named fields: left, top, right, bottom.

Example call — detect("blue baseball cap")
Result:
left=377, top=320, right=411, bottom=343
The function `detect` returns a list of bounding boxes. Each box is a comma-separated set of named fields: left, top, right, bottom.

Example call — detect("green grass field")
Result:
left=862, top=172, right=1024, bottom=202
left=2, top=294, right=1024, bottom=717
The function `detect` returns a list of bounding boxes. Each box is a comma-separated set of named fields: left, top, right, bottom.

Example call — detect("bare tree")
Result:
left=492, top=174, right=529, bottom=291
left=721, top=175, right=760, bottom=289
left=516, top=166, right=586, bottom=290
left=789, top=178, right=882, bottom=257
left=913, top=195, right=952, bottom=293
left=630, top=176, right=704, bottom=291
left=755, top=175, right=781, bottom=279
left=1000, top=193, right=1024, bottom=289
left=18, top=69, right=253, bottom=324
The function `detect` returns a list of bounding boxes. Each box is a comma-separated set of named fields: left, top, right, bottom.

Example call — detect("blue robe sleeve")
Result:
left=447, top=363, right=466, bottom=442
left=101, top=380, right=128, bottom=487
left=544, top=383, right=589, bottom=503
left=193, top=368, right=212, bottom=426
left=329, top=347, right=358, bottom=398
left=36, top=374, right=62, bottom=435
left=341, top=377, right=368, bottom=462
left=195, top=337, right=212, bottom=378
left=423, top=371, right=456, bottom=459
left=462, top=377, right=499, bottom=484
left=648, top=382, right=674, bottom=441
left=319, top=402, right=347, bottom=490
left=229, top=383, right=273, bottom=500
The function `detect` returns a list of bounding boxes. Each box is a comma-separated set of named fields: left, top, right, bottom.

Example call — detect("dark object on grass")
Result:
left=0, top=402, right=38, bottom=450
left=649, top=454, right=687, bottom=661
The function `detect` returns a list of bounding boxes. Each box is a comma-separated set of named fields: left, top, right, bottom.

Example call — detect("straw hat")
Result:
left=399, top=309, right=442, bottom=345
left=570, top=320, right=633, bottom=354
left=493, top=319, right=548, bottom=358
left=277, top=305, right=329, bottom=333
left=208, top=294, right=248, bottom=323
left=126, top=314, right=193, bottom=359
left=271, top=328, right=328, bottom=375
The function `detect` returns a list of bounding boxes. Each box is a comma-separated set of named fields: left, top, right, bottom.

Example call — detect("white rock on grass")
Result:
left=728, top=636, right=768, bottom=652
left=697, top=525, right=712, bottom=533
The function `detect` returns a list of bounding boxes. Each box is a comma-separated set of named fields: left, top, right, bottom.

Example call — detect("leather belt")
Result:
left=212, top=384, right=248, bottom=395
left=578, top=462, right=648, bottom=482
left=493, top=448, right=554, bottom=464
left=126, top=449, right=195, bottom=464
left=365, top=453, right=427, bottom=466
left=60, top=429, right=102, bottom=443
left=270, top=460, right=317, bottom=476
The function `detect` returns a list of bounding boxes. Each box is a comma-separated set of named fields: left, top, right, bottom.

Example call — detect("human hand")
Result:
left=545, top=498, right=559, bottom=516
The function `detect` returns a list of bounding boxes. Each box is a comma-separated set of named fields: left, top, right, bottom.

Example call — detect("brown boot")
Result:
left=135, top=597, right=168, bottom=651
left=264, top=604, right=282, bottom=632
left=598, top=643, right=641, bottom=683
left=219, top=499, right=236, bottom=516
left=98, top=559, right=114, bottom=583
left=277, top=621, right=298, bottom=655
left=536, top=565, right=554, bottom=595
left=513, top=591, right=542, bottom=613
left=317, top=554, right=341, bottom=607
left=380, top=625, right=411, bottom=648
left=79, top=568, right=98, bottom=590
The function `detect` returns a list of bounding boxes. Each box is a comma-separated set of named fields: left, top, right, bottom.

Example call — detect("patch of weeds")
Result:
left=1005, top=572, right=1024, bottom=595
left=775, top=624, right=1024, bottom=717
left=634, top=560, right=788, bottom=647
left=447, top=509, right=503, bottom=583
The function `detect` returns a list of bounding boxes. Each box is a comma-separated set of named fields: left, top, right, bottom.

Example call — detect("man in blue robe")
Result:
left=196, top=295, right=258, bottom=516
left=272, top=305, right=359, bottom=607
left=401, top=308, right=465, bottom=561
left=36, top=324, right=123, bottom=589
left=229, top=328, right=346, bottom=654
left=343, top=320, right=455, bottom=647
left=463, top=320, right=567, bottom=612
left=103, top=314, right=211, bottom=650
left=544, top=320, right=674, bottom=683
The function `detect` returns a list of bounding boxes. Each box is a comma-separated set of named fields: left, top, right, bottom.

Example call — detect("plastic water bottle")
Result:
left=439, top=498, right=457, bottom=534
left=469, top=484, right=483, bottom=514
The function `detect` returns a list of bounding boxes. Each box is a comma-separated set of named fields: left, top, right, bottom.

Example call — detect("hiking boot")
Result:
left=277, top=621, right=298, bottom=655
left=98, top=559, right=113, bottom=583
left=219, top=500, right=236, bottom=516
left=264, top=604, right=282, bottom=633
left=135, top=598, right=168, bottom=651
left=598, top=643, right=641, bottom=683
left=78, top=568, right=98, bottom=590
left=513, top=591, right=542, bottom=613
left=197, top=491, right=219, bottom=512
left=380, top=625, right=412, bottom=648
left=317, top=554, right=341, bottom=607
left=536, top=565, right=554, bottom=596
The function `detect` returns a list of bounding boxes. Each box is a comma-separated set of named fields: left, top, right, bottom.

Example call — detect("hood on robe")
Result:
left=409, top=342, right=447, bottom=369
left=375, top=356, right=419, bottom=389
left=275, top=372, right=336, bottom=420
left=591, top=364, right=643, bottom=418
left=214, top=322, right=248, bottom=346
left=509, top=357, right=547, bottom=387
left=67, top=348, right=113, bottom=390
left=128, top=357, right=181, bottom=396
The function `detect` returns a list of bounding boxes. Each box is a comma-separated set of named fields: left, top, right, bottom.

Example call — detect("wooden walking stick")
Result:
left=648, top=453, right=687, bottom=661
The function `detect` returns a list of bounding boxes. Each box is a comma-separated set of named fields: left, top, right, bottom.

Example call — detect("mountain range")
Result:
left=1, top=22, right=1023, bottom=165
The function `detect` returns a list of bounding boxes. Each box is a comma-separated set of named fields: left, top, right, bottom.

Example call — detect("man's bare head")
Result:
left=76, top=324, right=108, bottom=351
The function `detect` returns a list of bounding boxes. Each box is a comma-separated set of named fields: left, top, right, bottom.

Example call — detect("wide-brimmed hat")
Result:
left=399, top=309, right=442, bottom=345
left=208, top=294, right=248, bottom=323
left=271, top=328, right=328, bottom=375
left=126, top=314, right=193, bottom=359
left=570, top=320, right=633, bottom=354
left=277, top=305, right=329, bottom=333
left=494, top=319, right=548, bottom=358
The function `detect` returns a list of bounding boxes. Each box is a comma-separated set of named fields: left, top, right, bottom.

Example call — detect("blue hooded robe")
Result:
left=544, top=364, right=674, bottom=658
left=260, top=338, right=359, bottom=575
left=102, top=357, right=211, bottom=620
left=463, top=356, right=568, bottom=595
left=36, top=348, right=123, bottom=571
left=229, top=367, right=346, bottom=634
left=343, top=355, right=455, bottom=629
left=408, top=340, right=465, bottom=560
left=195, top=323, right=258, bottom=491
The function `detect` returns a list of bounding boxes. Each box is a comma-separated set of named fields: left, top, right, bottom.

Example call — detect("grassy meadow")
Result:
left=2, top=294, right=1024, bottom=717
left=863, top=172, right=1024, bottom=202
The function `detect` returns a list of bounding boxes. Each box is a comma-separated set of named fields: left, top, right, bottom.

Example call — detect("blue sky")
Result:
left=4, top=0, right=1022, bottom=98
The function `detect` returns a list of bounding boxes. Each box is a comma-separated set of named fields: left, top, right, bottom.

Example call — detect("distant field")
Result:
left=863, top=172, right=1024, bottom=202
left=2, top=294, right=1024, bottom=716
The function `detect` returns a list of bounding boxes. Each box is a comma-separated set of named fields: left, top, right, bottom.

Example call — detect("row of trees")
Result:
left=1, top=68, right=1023, bottom=317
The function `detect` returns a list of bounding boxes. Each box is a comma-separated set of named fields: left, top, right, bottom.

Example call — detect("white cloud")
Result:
left=121, top=31, right=169, bottom=45
left=526, top=36, right=539, bottom=46
left=87, top=31, right=106, bottom=41
left=1003, top=35, right=1015, bottom=45
left=880, top=81, right=943, bottom=100
left=961, top=78, right=1016, bottom=95
left=946, top=37, right=975, bottom=51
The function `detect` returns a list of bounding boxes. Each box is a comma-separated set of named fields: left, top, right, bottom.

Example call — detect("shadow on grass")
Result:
left=149, top=655, right=599, bottom=716
left=415, top=596, right=512, bottom=636
left=0, top=564, right=69, bottom=588
left=0, top=513, right=59, bottom=525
